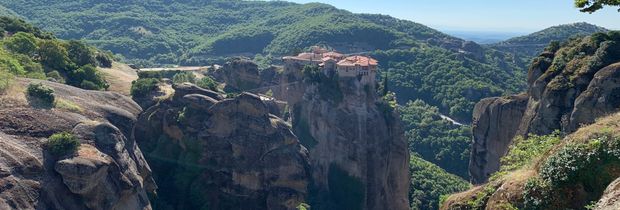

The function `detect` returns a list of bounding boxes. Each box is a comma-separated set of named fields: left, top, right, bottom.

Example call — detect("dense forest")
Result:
left=0, top=0, right=453, bottom=65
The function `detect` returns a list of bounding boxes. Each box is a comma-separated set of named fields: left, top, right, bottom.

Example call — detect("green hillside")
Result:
left=0, top=0, right=527, bottom=122
left=0, top=0, right=453, bottom=65
left=490, top=22, right=608, bottom=64
left=0, top=16, right=111, bottom=91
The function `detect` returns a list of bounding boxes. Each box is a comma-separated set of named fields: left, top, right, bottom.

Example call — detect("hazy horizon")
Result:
left=285, top=0, right=620, bottom=33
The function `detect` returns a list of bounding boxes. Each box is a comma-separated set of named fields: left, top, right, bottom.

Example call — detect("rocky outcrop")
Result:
left=595, top=177, right=620, bottom=210
left=469, top=33, right=620, bottom=183
left=279, top=68, right=410, bottom=210
left=134, top=84, right=310, bottom=210
left=469, top=94, right=528, bottom=183
left=444, top=111, right=620, bottom=210
left=209, top=58, right=263, bottom=92
left=0, top=79, right=154, bottom=210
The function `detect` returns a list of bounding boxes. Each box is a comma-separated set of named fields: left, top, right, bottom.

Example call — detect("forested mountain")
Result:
left=0, top=0, right=454, bottom=65
left=0, top=0, right=526, bottom=124
left=490, top=22, right=608, bottom=64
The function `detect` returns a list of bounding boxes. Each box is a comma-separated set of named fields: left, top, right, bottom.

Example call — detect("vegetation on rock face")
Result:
left=130, top=78, right=159, bottom=98
left=538, top=31, right=620, bottom=92
left=27, top=82, right=55, bottom=106
left=409, top=155, right=470, bottom=210
left=172, top=72, right=196, bottom=84
left=400, top=100, right=471, bottom=178
left=302, top=65, right=343, bottom=104
left=489, top=132, right=562, bottom=180
left=196, top=76, right=218, bottom=91
left=522, top=133, right=620, bottom=210
left=47, top=132, right=80, bottom=156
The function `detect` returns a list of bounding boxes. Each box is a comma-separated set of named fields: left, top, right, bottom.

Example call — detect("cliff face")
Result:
left=280, top=67, right=410, bottom=210
left=469, top=94, right=529, bottom=184
left=0, top=79, right=154, bottom=210
left=134, top=83, right=310, bottom=210
left=470, top=33, right=620, bottom=183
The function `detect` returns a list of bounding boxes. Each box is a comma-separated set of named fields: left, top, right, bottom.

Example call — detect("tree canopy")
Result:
left=575, top=0, right=620, bottom=13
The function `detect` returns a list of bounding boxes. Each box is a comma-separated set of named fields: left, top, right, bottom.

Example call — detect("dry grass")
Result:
left=155, top=83, right=174, bottom=101
left=0, top=82, right=27, bottom=108
left=54, top=98, right=83, bottom=113
left=100, top=62, right=138, bottom=96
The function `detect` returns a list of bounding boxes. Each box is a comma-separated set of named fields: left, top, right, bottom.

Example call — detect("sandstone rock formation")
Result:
left=134, top=83, right=310, bottom=210
left=469, top=94, right=528, bottom=183
left=0, top=79, right=154, bottom=210
left=277, top=67, right=410, bottom=210
left=469, top=34, right=620, bottom=183
left=595, top=177, right=620, bottom=210
left=208, top=58, right=263, bottom=92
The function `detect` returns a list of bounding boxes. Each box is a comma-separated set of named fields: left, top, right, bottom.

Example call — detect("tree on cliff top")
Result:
left=575, top=0, right=620, bottom=13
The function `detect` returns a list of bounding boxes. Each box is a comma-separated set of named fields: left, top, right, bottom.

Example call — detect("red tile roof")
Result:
left=336, top=56, right=378, bottom=67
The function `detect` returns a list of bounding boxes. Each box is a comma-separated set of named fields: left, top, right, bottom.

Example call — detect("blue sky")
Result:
left=286, top=0, right=620, bottom=33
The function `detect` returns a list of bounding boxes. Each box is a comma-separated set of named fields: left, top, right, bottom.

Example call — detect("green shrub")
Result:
left=0, top=53, right=25, bottom=75
left=524, top=134, right=620, bottom=210
left=80, top=80, right=100, bottom=90
left=95, top=51, right=114, bottom=68
left=467, top=185, right=498, bottom=210
left=172, top=72, right=196, bottom=84
left=131, top=78, right=159, bottom=97
left=196, top=76, right=218, bottom=91
left=47, top=132, right=80, bottom=156
left=69, top=64, right=108, bottom=90
left=66, top=40, right=97, bottom=67
left=27, top=83, right=55, bottom=106
left=523, top=177, right=553, bottom=210
left=540, top=135, right=620, bottom=187
left=4, top=32, right=38, bottom=56
left=491, top=132, right=561, bottom=180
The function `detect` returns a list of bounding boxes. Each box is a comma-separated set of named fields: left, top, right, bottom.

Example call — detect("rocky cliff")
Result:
left=279, top=66, right=410, bottom=210
left=133, top=83, right=310, bottom=210
left=0, top=79, right=154, bottom=210
left=208, top=58, right=281, bottom=93
left=443, top=111, right=620, bottom=210
left=470, top=32, right=620, bottom=183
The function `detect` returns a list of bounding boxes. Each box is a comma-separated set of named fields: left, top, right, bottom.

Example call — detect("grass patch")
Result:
left=54, top=98, right=83, bottom=112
